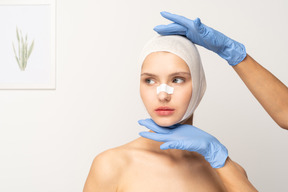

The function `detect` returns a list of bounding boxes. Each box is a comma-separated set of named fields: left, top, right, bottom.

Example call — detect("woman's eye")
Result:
left=145, top=78, right=155, bottom=84
left=173, top=77, right=185, bottom=83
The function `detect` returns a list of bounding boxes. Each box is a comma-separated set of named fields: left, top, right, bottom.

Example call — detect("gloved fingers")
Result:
left=161, top=140, right=192, bottom=150
left=159, top=11, right=192, bottom=28
left=138, top=118, right=171, bottom=133
left=139, top=131, right=169, bottom=142
left=153, top=23, right=187, bottom=36
left=193, top=17, right=206, bottom=34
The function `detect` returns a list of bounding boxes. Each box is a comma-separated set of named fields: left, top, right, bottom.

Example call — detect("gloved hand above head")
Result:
left=138, top=118, right=228, bottom=169
left=153, top=11, right=246, bottom=66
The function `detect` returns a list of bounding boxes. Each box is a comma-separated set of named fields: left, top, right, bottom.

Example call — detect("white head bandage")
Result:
left=138, top=35, right=206, bottom=124
left=157, top=83, right=174, bottom=95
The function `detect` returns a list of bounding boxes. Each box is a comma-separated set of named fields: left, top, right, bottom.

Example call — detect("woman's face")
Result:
left=140, top=51, right=192, bottom=127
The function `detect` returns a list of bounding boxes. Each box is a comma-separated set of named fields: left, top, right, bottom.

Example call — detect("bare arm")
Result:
left=83, top=150, right=121, bottom=192
left=232, top=54, right=288, bottom=129
left=215, top=157, right=258, bottom=192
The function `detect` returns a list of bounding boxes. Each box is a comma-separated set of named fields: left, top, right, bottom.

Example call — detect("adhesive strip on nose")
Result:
left=157, top=83, right=174, bottom=95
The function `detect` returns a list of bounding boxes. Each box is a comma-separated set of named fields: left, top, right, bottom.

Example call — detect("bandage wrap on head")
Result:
left=157, top=84, right=174, bottom=95
left=138, top=35, right=206, bottom=124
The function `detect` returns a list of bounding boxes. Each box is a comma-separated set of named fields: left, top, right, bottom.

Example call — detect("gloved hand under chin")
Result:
left=153, top=11, right=246, bottom=66
left=138, top=118, right=228, bottom=168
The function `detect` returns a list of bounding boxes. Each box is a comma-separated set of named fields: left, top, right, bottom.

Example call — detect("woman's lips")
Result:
left=155, top=107, right=175, bottom=116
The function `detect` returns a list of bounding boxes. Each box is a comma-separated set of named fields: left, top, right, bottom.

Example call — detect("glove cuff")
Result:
left=211, top=144, right=229, bottom=168
left=228, top=41, right=247, bottom=66
left=217, top=39, right=246, bottom=66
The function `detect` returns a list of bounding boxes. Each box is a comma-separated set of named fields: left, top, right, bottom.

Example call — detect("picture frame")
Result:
left=0, top=0, right=56, bottom=89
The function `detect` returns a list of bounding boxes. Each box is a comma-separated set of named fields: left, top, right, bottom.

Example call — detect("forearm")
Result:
left=215, top=157, right=258, bottom=192
left=232, top=54, right=288, bottom=129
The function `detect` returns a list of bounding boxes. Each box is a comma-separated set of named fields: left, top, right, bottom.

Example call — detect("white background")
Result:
left=0, top=0, right=287, bottom=191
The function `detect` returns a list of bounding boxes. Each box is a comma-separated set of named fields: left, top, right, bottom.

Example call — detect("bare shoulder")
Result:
left=83, top=147, right=129, bottom=192
left=233, top=160, right=248, bottom=178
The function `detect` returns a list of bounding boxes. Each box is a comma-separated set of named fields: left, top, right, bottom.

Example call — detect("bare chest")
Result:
left=117, top=153, right=226, bottom=192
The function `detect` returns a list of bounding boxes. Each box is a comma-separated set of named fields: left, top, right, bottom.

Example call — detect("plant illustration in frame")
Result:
left=12, top=26, right=35, bottom=71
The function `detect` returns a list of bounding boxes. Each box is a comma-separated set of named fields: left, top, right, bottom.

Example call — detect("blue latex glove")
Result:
left=138, top=118, right=228, bottom=168
left=153, top=11, right=246, bottom=66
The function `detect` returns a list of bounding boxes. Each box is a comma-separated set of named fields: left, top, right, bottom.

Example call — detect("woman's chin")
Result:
left=152, top=118, right=180, bottom=128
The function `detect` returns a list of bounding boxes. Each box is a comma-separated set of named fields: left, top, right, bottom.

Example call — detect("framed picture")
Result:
left=0, top=0, right=56, bottom=89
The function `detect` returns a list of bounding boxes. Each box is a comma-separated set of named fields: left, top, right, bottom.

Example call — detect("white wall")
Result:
left=0, top=0, right=287, bottom=191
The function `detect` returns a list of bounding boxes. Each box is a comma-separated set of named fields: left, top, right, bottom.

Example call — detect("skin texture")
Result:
left=233, top=54, right=288, bottom=130
left=215, top=157, right=258, bottom=192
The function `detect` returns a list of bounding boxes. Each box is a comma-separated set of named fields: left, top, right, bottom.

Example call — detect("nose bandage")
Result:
left=138, top=35, right=206, bottom=124
left=157, top=84, right=174, bottom=95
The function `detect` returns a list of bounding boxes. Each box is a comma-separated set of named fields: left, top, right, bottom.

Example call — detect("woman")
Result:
left=83, top=35, right=257, bottom=192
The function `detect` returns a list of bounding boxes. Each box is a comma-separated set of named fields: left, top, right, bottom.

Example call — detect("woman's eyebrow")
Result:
left=141, top=72, right=191, bottom=77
